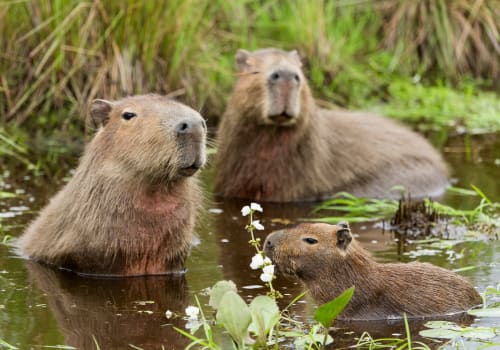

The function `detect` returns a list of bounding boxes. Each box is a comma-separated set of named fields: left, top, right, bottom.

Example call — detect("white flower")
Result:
left=262, top=264, right=275, bottom=276
left=250, top=254, right=265, bottom=270
left=260, top=272, right=273, bottom=282
left=250, top=202, right=263, bottom=212
left=165, top=310, right=173, bottom=319
left=252, top=220, right=264, bottom=230
left=263, top=256, right=272, bottom=265
left=260, top=264, right=275, bottom=283
left=185, top=306, right=199, bottom=319
left=241, top=205, right=251, bottom=216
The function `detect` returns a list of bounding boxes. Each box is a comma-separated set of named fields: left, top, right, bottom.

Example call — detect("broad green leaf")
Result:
left=313, top=286, right=354, bottom=328
left=420, top=327, right=496, bottom=340
left=209, top=280, right=237, bottom=310
left=419, top=328, right=462, bottom=339
left=248, top=296, right=280, bottom=346
left=420, top=321, right=498, bottom=340
left=468, top=307, right=500, bottom=317
left=216, top=291, right=251, bottom=348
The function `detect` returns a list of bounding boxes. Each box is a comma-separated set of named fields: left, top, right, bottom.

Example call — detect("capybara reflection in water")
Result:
left=215, top=48, right=448, bottom=202
left=18, top=95, right=207, bottom=276
left=264, top=223, right=481, bottom=320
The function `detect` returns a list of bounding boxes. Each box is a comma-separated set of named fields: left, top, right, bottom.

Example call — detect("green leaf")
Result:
left=248, top=296, right=280, bottom=346
left=215, top=291, right=251, bottom=348
left=468, top=307, right=500, bottom=317
left=313, top=286, right=354, bottom=328
left=209, top=280, right=237, bottom=310
left=420, top=321, right=498, bottom=340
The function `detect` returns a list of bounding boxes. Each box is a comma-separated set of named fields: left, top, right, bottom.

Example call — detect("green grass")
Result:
left=0, top=0, right=498, bottom=134
left=314, top=187, right=500, bottom=238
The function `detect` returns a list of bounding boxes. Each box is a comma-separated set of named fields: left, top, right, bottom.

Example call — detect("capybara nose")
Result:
left=175, top=119, right=204, bottom=135
left=269, top=70, right=300, bottom=84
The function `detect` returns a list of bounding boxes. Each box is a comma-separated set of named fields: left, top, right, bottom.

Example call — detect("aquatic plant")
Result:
left=175, top=202, right=354, bottom=349
left=314, top=186, right=500, bottom=239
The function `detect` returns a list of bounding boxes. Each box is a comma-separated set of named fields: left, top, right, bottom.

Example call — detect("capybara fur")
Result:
left=17, top=94, right=207, bottom=276
left=215, top=48, right=448, bottom=202
left=264, top=223, right=481, bottom=320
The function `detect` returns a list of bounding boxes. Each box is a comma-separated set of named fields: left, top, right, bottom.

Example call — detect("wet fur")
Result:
left=17, top=95, right=206, bottom=275
left=264, top=223, right=482, bottom=320
left=215, top=48, right=448, bottom=202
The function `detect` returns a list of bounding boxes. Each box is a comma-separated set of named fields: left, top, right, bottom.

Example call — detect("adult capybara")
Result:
left=17, top=94, right=207, bottom=276
left=215, top=48, right=448, bottom=202
left=264, top=223, right=481, bottom=320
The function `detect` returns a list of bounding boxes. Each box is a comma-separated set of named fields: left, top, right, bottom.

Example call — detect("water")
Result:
left=0, top=133, right=499, bottom=349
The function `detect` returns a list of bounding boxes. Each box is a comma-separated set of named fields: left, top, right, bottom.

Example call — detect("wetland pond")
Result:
left=0, top=132, right=499, bottom=349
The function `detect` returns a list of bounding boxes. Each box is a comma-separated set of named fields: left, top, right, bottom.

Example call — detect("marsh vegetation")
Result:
left=0, top=0, right=499, bottom=349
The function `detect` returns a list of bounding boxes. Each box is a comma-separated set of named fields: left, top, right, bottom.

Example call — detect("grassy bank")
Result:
left=0, top=0, right=498, bottom=134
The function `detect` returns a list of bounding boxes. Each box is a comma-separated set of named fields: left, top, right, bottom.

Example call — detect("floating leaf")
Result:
left=468, top=307, right=500, bottom=318
left=216, top=291, right=251, bottom=348
left=209, top=280, right=237, bottom=310
left=313, top=286, right=354, bottom=328
left=420, top=321, right=497, bottom=340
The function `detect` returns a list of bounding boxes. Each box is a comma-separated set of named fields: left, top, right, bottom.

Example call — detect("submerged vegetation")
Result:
left=0, top=0, right=498, bottom=134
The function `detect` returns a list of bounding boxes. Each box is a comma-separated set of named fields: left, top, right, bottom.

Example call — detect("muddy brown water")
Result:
left=0, top=133, right=499, bottom=349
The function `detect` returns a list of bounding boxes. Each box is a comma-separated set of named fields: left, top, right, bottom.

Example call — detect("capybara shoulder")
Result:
left=17, top=94, right=207, bottom=276
left=215, top=48, right=448, bottom=202
left=264, top=223, right=481, bottom=320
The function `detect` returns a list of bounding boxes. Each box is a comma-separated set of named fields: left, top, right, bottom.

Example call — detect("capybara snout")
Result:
left=236, top=48, right=304, bottom=126
left=90, top=94, right=207, bottom=180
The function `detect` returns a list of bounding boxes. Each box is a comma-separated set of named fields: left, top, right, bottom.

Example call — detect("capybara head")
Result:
left=233, top=48, right=309, bottom=127
left=88, top=94, right=207, bottom=182
left=264, top=222, right=352, bottom=280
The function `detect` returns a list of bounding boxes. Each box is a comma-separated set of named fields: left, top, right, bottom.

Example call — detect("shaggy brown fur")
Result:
left=17, top=95, right=207, bottom=276
left=264, top=223, right=482, bottom=320
left=215, top=48, right=448, bottom=202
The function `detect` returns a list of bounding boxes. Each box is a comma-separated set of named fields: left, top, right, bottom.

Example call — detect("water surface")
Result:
left=0, top=133, right=499, bottom=349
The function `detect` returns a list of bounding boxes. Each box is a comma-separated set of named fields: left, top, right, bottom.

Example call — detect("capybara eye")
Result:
left=122, top=111, right=137, bottom=120
left=302, top=237, right=318, bottom=245
left=270, top=72, right=280, bottom=81
left=293, top=74, right=300, bottom=82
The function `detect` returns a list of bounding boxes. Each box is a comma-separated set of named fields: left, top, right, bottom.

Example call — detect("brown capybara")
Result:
left=215, top=48, right=448, bottom=202
left=17, top=94, right=207, bottom=276
left=264, top=222, right=482, bottom=320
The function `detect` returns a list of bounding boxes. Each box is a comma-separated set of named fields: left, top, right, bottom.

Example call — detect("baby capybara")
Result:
left=215, top=48, right=448, bottom=202
left=264, top=223, right=481, bottom=320
left=18, top=95, right=206, bottom=276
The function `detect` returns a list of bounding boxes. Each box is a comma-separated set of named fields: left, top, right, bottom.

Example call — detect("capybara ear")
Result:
left=335, top=222, right=352, bottom=250
left=235, top=49, right=251, bottom=72
left=288, top=50, right=302, bottom=67
left=89, top=99, right=113, bottom=128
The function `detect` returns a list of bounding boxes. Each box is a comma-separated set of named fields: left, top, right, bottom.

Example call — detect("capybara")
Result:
left=264, top=223, right=482, bottom=320
left=215, top=48, right=448, bottom=202
left=17, top=94, right=207, bottom=276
